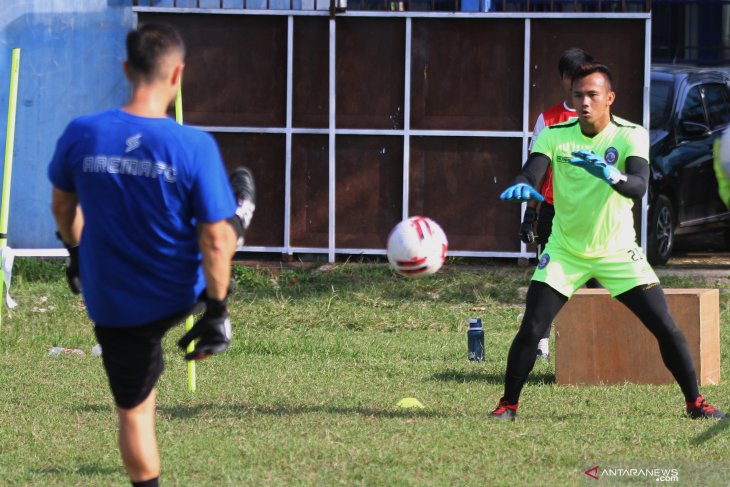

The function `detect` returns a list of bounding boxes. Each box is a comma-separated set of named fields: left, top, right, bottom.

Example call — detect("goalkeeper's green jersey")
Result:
left=531, top=115, right=649, bottom=258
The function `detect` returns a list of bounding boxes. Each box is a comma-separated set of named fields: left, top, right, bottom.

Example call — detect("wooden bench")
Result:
left=554, top=288, right=720, bottom=386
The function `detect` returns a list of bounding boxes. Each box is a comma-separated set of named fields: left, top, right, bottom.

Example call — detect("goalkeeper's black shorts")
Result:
left=94, top=303, right=204, bottom=409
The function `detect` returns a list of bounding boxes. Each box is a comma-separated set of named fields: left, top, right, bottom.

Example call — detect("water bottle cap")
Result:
left=468, top=318, right=482, bottom=326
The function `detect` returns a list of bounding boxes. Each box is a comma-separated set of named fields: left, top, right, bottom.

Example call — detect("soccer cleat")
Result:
left=686, top=395, right=726, bottom=420
left=489, top=397, right=518, bottom=421
left=229, top=167, right=256, bottom=245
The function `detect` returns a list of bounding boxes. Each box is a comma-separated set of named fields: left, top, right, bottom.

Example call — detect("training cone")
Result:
left=396, top=397, right=425, bottom=409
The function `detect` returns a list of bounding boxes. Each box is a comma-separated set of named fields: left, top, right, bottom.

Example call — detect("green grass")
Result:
left=0, top=258, right=729, bottom=486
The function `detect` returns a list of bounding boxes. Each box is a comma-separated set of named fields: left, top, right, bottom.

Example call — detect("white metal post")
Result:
left=520, top=18, right=532, bottom=258
left=402, top=17, right=412, bottom=221
left=328, top=15, right=336, bottom=263
left=284, top=15, right=294, bottom=256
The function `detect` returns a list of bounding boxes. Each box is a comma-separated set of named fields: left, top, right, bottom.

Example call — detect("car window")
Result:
left=680, top=86, right=707, bottom=125
left=703, top=83, right=730, bottom=128
left=650, top=79, right=673, bottom=130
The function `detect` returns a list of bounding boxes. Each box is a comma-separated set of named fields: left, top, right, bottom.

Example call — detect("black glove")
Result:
left=56, top=232, right=81, bottom=294
left=177, top=296, right=231, bottom=361
left=519, top=206, right=537, bottom=244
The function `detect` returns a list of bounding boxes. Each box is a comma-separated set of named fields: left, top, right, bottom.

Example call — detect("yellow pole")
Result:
left=0, top=49, right=21, bottom=329
left=175, top=82, right=196, bottom=392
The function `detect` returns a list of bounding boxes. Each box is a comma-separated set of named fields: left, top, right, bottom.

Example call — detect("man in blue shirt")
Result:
left=49, top=24, right=255, bottom=487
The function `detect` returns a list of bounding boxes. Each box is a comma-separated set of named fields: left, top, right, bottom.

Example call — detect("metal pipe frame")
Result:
left=104, top=7, right=651, bottom=263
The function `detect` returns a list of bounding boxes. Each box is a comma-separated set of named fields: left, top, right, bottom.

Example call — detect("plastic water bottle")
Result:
left=467, top=318, right=484, bottom=361
left=48, top=347, right=85, bottom=356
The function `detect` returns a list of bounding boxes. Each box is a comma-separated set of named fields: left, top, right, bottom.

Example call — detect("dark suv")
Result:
left=647, top=65, right=730, bottom=265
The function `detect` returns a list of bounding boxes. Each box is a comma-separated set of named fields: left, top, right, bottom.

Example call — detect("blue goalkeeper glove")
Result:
left=568, top=149, right=627, bottom=185
left=499, top=183, right=545, bottom=202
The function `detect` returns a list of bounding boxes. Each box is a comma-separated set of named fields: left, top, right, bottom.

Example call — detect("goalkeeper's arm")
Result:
left=513, top=152, right=551, bottom=187
left=610, top=156, right=649, bottom=199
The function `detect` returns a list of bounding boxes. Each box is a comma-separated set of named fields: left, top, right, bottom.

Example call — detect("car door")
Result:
left=698, top=82, right=730, bottom=221
left=671, top=84, right=715, bottom=227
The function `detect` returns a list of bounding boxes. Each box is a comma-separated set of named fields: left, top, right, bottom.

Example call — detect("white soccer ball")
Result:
left=386, top=216, right=448, bottom=277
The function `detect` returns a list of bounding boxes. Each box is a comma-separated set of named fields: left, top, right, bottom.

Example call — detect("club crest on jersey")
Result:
left=125, top=133, right=142, bottom=153
left=604, top=147, right=619, bottom=165
left=538, top=253, right=550, bottom=270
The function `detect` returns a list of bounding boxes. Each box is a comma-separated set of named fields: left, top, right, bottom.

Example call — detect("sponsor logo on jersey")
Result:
left=83, top=155, right=177, bottom=183
left=604, top=147, right=619, bottom=165
left=538, top=253, right=550, bottom=270
left=125, top=133, right=142, bottom=153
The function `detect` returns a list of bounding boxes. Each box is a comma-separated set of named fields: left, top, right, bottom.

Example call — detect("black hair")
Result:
left=572, top=62, right=614, bottom=90
left=126, top=23, right=185, bottom=83
left=558, top=48, right=594, bottom=78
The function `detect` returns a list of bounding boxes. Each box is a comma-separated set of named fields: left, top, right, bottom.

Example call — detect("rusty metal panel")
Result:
left=138, top=13, right=287, bottom=127
left=335, top=136, right=404, bottom=248
left=409, top=136, right=521, bottom=251
left=410, top=19, right=525, bottom=131
left=529, top=19, right=646, bottom=128
left=336, top=18, right=406, bottom=129
left=293, top=17, right=329, bottom=128
left=213, top=133, right=286, bottom=247
left=291, top=135, right=329, bottom=247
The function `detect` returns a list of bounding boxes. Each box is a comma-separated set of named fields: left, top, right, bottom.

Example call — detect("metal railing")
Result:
left=131, top=0, right=651, bottom=11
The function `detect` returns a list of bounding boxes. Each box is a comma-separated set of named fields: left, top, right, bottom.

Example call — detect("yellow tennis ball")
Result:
left=396, top=397, right=425, bottom=409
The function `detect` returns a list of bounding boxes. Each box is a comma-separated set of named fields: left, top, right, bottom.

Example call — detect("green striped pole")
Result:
left=0, top=49, right=21, bottom=329
left=175, top=82, right=196, bottom=393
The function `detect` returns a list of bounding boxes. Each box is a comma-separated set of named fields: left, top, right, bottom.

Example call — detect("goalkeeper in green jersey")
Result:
left=491, top=63, right=724, bottom=422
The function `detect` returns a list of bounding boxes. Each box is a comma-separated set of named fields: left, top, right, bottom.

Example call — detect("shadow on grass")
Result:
left=33, top=464, right=121, bottom=476
left=431, top=369, right=555, bottom=385
left=691, top=417, right=730, bottom=445
left=78, top=403, right=451, bottom=419
left=166, top=403, right=451, bottom=420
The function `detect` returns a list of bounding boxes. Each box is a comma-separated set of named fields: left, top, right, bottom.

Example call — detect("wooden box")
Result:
left=554, top=289, right=720, bottom=386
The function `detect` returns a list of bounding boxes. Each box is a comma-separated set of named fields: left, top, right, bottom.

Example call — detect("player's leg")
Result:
left=616, top=284, right=698, bottom=397
left=597, top=246, right=724, bottom=419
left=535, top=203, right=555, bottom=360
left=118, top=389, right=160, bottom=484
left=94, top=315, right=188, bottom=485
left=504, top=282, right=567, bottom=400
left=491, top=242, right=590, bottom=420
left=616, top=284, right=725, bottom=419
left=490, top=281, right=567, bottom=420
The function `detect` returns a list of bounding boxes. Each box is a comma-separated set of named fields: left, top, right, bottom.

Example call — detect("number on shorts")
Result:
left=627, top=248, right=642, bottom=262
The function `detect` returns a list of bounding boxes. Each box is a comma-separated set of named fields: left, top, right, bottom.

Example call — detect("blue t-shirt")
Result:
left=48, top=108, right=236, bottom=327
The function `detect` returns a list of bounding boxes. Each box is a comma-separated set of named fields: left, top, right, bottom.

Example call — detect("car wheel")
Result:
left=647, top=195, right=674, bottom=265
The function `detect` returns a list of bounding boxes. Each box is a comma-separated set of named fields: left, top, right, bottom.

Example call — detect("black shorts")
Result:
left=94, top=303, right=204, bottom=409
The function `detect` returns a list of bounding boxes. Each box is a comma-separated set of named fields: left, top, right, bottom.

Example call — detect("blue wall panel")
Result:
left=0, top=0, right=134, bottom=248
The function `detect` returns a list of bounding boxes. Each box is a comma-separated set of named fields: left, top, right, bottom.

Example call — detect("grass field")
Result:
left=0, top=258, right=728, bottom=486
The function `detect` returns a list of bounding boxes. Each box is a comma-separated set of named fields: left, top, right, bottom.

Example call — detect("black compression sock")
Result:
left=132, top=477, right=159, bottom=487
